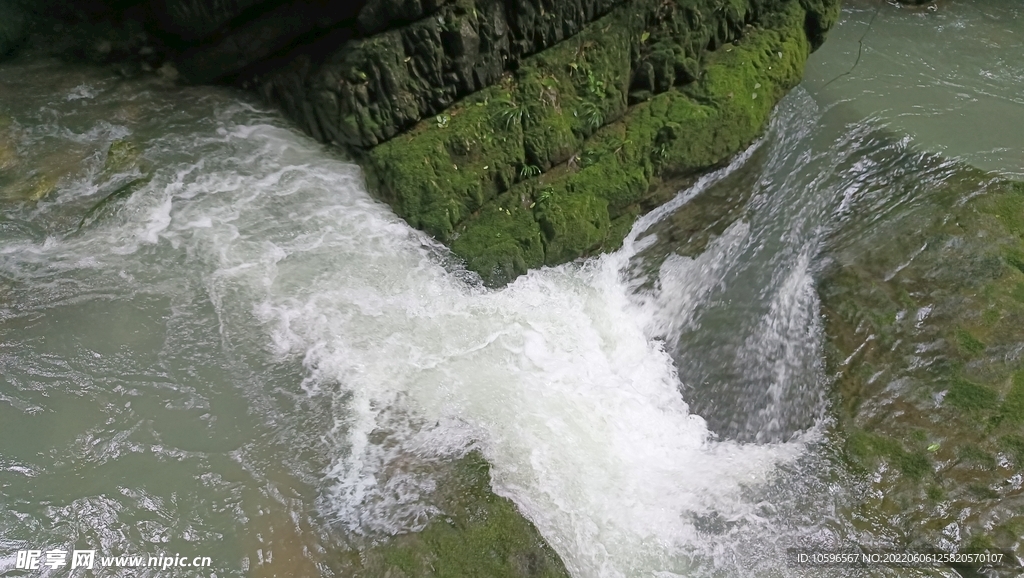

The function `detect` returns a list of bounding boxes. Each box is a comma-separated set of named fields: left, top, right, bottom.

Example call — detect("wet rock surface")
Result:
left=819, top=154, right=1024, bottom=569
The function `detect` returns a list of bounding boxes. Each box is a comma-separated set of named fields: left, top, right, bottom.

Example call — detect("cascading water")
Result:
left=0, top=59, right=835, bottom=578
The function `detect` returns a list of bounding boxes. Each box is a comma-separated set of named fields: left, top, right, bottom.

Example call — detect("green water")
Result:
left=0, top=2, right=1022, bottom=577
left=804, top=0, right=1024, bottom=178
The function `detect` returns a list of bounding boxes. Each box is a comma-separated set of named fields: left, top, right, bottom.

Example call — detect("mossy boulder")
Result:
left=820, top=164, right=1024, bottom=554
left=337, top=452, right=570, bottom=578
left=364, top=0, right=820, bottom=285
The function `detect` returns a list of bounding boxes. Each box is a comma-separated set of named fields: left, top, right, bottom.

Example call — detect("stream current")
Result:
left=1, top=1, right=1021, bottom=576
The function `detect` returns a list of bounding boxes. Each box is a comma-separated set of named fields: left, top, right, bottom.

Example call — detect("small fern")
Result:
left=493, top=96, right=530, bottom=129
left=519, top=164, right=542, bottom=178
left=575, top=101, right=603, bottom=131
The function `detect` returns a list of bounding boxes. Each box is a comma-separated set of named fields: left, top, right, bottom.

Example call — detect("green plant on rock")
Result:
left=436, top=13, right=455, bottom=32
left=652, top=142, right=670, bottom=163
left=575, top=101, right=603, bottom=131
left=585, top=70, right=607, bottom=100
left=493, top=96, right=530, bottom=130
left=520, top=164, right=544, bottom=178
left=519, top=164, right=542, bottom=178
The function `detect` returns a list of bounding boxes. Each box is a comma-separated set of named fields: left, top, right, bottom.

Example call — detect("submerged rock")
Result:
left=25, top=173, right=57, bottom=201
left=0, top=119, right=17, bottom=173
left=336, top=452, right=570, bottom=578
left=103, top=138, right=140, bottom=175
left=820, top=160, right=1024, bottom=562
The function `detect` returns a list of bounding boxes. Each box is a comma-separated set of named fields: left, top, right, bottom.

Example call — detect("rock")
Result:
left=361, top=0, right=831, bottom=285
left=103, top=138, right=140, bottom=175
left=0, top=0, right=28, bottom=59
left=150, top=0, right=273, bottom=42
left=336, top=452, right=571, bottom=578
left=77, top=175, right=152, bottom=230
left=256, top=0, right=629, bottom=149
left=821, top=166, right=1024, bottom=558
left=157, top=61, right=179, bottom=81
left=173, top=1, right=368, bottom=84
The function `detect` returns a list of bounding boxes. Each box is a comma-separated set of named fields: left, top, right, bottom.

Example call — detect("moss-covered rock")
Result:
left=103, top=138, right=140, bottom=175
left=364, top=0, right=821, bottom=284
left=258, top=0, right=628, bottom=147
left=820, top=165, right=1024, bottom=555
left=337, top=452, right=570, bottom=578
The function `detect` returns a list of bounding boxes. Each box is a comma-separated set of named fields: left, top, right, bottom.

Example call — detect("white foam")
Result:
left=154, top=126, right=805, bottom=576
left=30, top=113, right=810, bottom=576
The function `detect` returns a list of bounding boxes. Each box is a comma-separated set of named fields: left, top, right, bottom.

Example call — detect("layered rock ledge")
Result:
left=259, top=0, right=841, bottom=284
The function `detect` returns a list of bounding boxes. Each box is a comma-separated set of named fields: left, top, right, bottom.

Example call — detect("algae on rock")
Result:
left=820, top=164, right=1024, bottom=557
left=336, top=452, right=570, bottom=578
left=363, top=0, right=822, bottom=285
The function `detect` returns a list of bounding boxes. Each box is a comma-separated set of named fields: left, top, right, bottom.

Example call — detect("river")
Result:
left=0, top=1, right=1021, bottom=577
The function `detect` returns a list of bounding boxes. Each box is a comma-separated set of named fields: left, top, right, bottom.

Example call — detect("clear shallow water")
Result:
left=803, top=0, right=1024, bottom=179
left=0, top=3, right=1021, bottom=576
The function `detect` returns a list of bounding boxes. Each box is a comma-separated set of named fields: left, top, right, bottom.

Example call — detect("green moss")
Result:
left=988, top=185, right=1024, bottom=237
left=364, top=88, right=527, bottom=240
left=981, top=307, right=1002, bottom=325
left=898, top=452, right=932, bottom=480
left=956, top=444, right=996, bottom=470
left=998, top=434, right=1024, bottom=464
left=954, top=328, right=986, bottom=356
left=337, top=452, right=570, bottom=578
left=967, top=483, right=999, bottom=500
left=963, top=533, right=996, bottom=552
left=993, top=517, right=1024, bottom=544
left=999, top=370, right=1024, bottom=423
left=945, top=376, right=999, bottom=412
left=450, top=202, right=545, bottom=284
left=1004, top=248, right=1024, bottom=275
left=362, top=0, right=817, bottom=284
left=535, top=190, right=612, bottom=265
left=845, top=430, right=932, bottom=481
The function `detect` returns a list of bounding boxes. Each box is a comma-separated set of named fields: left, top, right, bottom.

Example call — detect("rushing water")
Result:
left=1, top=1, right=1022, bottom=577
